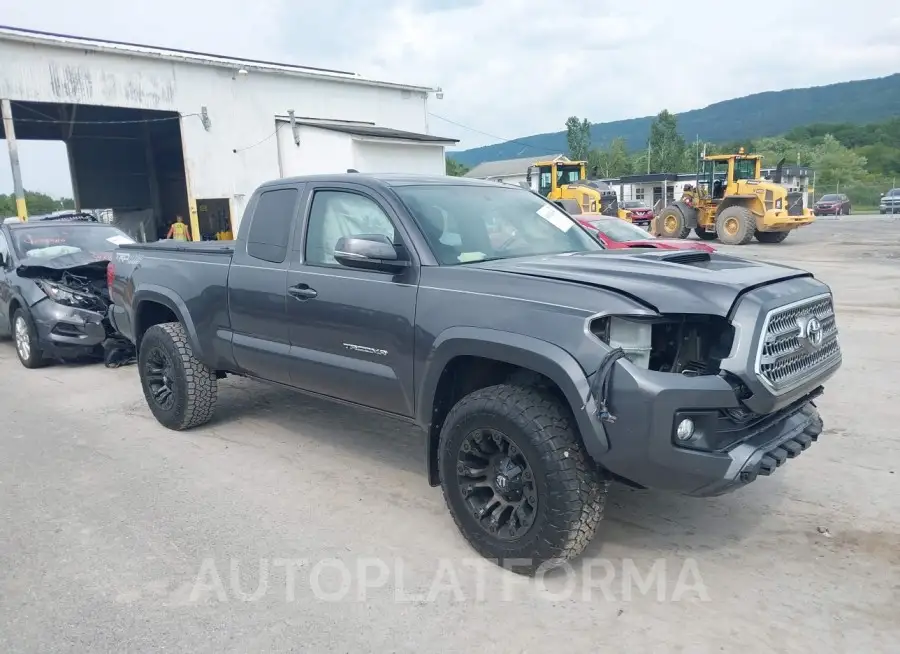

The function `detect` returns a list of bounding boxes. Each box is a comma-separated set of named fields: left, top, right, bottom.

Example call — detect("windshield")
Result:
left=11, top=224, right=134, bottom=260
left=588, top=218, right=654, bottom=242
left=820, top=194, right=840, bottom=202
left=395, top=184, right=600, bottom=265
left=622, top=201, right=647, bottom=209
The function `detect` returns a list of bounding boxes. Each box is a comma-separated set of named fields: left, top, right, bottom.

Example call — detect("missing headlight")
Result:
left=591, top=314, right=735, bottom=375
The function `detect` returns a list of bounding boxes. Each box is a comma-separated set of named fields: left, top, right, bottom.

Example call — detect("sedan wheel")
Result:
left=14, top=315, right=30, bottom=361
left=12, top=308, right=46, bottom=368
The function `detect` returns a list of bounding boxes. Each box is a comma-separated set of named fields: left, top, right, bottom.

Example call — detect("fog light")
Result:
left=675, top=418, right=695, bottom=441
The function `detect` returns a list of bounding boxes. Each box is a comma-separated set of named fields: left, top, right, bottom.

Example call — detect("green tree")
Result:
left=0, top=191, right=76, bottom=217
left=647, top=110, right=687, bottom=173
left=565, top=116, right=592, bottom=161
left=588, top=137, right=631, bottom=178
left=445, top=157, right=470, bottom=177
left=808, top=134, right=869, bottom=193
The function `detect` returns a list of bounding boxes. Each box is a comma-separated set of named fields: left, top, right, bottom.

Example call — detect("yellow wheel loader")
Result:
left=526, top=159, right=625, bottom=220
left=655, top=149, right=815, bottom=245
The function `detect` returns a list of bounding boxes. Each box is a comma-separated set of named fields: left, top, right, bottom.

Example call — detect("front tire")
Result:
left=656, top=206, right=691, bottom=239
left=755, top=230, right=790, bottom=244
left=715, top=206, right=755, bottom=245
left=138, top=322, right=217, bottom=430
left=12, top=308, right=47, bottom=369
left=438, top=384, right=608, bottom=575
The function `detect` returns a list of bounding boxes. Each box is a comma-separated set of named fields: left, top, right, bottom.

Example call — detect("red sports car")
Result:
left=577, top=216, right=716, bottom=252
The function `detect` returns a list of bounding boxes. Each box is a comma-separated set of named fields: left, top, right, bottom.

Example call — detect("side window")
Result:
left=246, top=188, right=298, bottom=264
left=305, top=191, right=396, bottom=266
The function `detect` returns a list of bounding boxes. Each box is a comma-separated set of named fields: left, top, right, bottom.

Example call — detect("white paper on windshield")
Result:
left=107, top=235, right=136, bottom=245
left=458, top=251, right=486, bottom=263
left=536, top=204, right=573, bottom=232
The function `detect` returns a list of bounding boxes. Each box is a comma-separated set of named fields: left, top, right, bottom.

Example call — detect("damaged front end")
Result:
left=17, top=253, right=135, bottom=366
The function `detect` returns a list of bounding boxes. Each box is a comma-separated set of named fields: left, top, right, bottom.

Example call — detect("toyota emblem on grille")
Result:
left=798, top=315, right=824, bottom=351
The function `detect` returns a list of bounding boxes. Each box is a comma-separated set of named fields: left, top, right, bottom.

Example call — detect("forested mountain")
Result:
left=452, top=74, right=900, bottom=167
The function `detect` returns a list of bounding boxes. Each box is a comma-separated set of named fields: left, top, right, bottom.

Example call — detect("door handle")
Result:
left=289, top=284, right=318, bottom=300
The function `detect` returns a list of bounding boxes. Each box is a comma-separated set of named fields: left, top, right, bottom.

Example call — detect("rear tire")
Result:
left=138, top=322, right=217, bottom=430
left=715, top=206, right=755, bottom=245
left=439, top=384, right=608, bottom=576
left=656, top=206, right=691, bottom=239
left=12, top=308, right=47, bottom=369
left=694, top=227, right=717, bottom=241
left=755, top=230, right=790, bottom=244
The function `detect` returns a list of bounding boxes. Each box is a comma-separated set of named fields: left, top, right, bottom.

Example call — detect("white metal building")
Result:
left=0, top=25, right=455, bottom=240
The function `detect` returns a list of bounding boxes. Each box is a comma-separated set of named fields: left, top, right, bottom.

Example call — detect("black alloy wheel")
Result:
left=455, top=427, right=537, bottom=541
left=143, top=345, right=177, bottom=411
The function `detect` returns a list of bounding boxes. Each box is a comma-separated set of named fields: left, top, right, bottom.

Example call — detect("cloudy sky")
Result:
left=2, top=0, right=898, bottom=197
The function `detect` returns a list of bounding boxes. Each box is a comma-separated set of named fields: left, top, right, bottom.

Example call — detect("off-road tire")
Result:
left=138, top=322, right=217, bottom=430
left=656, top=206, right=691, bottom=239
left=694, top=227, right=717, bottom=241
left=12, top=308, right=47, bottom=369
left=438, top=384, right=608, bottom=576
left=755, top=230, right=790, bottom=244
left=715, top=206, right=755, bottom=245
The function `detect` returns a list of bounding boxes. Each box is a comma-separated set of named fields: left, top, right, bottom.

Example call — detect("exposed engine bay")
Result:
left=592, top=313, right=735, bottom=375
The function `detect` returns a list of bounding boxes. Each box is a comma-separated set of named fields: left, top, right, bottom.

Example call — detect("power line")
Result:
left=428, top=112, right=561, bottom=157
left=233, top=123, right=283, bottom=153
left=10, top=101, right=200, bottom=125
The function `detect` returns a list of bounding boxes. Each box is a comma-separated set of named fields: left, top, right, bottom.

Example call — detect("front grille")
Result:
left=786, top=192, right=804, bottom=216
left=755, top=294, right=841, bottom=393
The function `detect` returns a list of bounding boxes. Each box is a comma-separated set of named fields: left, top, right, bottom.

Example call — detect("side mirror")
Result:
left=334, top=234, right=409, bottom=273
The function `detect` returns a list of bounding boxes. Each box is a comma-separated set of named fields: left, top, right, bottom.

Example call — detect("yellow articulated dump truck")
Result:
left=656, top=149, right=815, bottom=245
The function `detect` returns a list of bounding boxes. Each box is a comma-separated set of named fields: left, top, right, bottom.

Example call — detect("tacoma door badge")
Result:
left=343, top=343, right=388, bottom=357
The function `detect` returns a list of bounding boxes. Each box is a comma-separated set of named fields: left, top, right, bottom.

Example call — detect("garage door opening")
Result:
left=1, top=100, right=189, bottom=241
left=197, top=198, right=233, bottom=240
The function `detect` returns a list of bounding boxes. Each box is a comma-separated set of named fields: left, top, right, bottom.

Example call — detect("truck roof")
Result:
left=258, top=173, right=504, bottom=191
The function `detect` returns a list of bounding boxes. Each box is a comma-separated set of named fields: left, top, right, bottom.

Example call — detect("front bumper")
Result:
left=587, top=361, right=825, bottom=496
left=31, top=298, right=110, bottom=358
left=760, top=208, right=815, bottom=230
left=814, top=206, right=841, bottom=215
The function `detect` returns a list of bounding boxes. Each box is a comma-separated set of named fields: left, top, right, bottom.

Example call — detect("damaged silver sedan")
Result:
left=0, top=220, right=136, bottom=368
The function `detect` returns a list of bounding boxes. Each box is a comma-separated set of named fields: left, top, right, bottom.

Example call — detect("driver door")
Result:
left=284, top=183, right=419, bottom=417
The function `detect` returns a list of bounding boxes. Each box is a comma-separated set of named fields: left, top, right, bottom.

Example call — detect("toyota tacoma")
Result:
left=108, top=174, right=842, bottom=574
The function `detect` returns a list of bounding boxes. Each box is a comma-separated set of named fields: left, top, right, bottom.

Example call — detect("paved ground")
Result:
left=1, top=215, right=898, bottom=653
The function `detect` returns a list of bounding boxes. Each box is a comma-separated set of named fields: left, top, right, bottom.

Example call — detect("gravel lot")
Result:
left=1, top=215, right=898, bottom=653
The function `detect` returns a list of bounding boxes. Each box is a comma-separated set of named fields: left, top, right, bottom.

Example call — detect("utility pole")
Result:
left=1, top=99, right=27, bottom=221
left=647, top=143, right=651, bottom=174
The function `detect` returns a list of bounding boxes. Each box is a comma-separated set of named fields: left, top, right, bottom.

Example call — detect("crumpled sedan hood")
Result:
left=470, top=250, right=811, bottom=315
left=16, top=251, right=112, bottom=280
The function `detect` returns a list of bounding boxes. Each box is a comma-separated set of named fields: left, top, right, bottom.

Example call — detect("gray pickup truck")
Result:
left=109, top=173, right=842, bottom=573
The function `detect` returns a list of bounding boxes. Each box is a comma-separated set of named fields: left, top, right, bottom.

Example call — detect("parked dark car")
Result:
left=880, top=188, right=900, bottom=214
left=109, top=174, right=841, bottom=574
left=0, top=220, right=134, bottom=367
left=814, top=194, right=851, bottom=216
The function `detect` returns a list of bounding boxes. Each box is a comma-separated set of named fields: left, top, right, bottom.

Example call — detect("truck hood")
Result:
left=470, top=250, right=810, bottom=315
